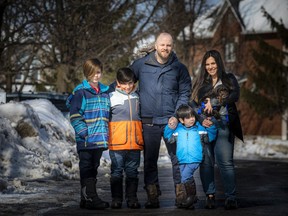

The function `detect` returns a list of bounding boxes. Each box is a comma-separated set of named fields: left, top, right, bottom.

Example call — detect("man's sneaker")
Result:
left=225, top=198, right=238, bottom=210
left=205, top=194, right=215, bottom=209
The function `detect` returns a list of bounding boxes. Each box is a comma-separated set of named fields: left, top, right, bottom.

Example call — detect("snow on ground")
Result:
left=0, top=99, right=287, bottom=197
left=235, top=136, right=288, bottom=160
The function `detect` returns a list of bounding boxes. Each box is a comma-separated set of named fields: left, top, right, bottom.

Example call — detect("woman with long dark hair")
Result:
left=191, top=50, right=243, bottom=210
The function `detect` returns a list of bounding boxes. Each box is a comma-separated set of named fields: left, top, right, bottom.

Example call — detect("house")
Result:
left=181, top=0, right=288, bottom=139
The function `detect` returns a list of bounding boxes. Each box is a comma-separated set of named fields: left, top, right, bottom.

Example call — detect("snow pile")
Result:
left=235, top=136, right=288, bottom=160
left=0, top=99, right=79, bottom=181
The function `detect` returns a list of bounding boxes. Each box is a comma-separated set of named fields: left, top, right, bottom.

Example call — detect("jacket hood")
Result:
left=73, top=79, right=110, bottom=93
left=66, top=80, right=109, bottom=109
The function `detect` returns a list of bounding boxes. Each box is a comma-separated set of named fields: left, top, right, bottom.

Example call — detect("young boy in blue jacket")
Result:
left=66, top=58, right=110, bottom=210
left=164, top=104, right=216, bottom=209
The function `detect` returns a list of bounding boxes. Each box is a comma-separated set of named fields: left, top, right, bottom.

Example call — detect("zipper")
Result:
left=128, top=94, right=133, bottom=149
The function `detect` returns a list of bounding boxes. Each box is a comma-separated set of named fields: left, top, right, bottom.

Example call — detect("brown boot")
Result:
left=175, top=183, right=186, bottom=208
left=182, top=180, right=197, bottom=209
left=144, top=184, right=160, bottom=208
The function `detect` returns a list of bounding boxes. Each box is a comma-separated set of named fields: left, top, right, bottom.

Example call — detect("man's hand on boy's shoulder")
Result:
left=168, top=116, right=178, bottom=130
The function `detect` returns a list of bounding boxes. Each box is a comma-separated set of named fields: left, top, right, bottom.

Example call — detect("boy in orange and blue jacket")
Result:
left=108, top=67, right=144, bottom=209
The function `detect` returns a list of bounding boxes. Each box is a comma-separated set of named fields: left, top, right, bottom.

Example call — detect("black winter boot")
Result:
left=81, top=178, right=109, bottom=210
left=80, top=188, right=85, bottom=209
left=110, top=177, right=123, bottom=209
left=225, top=197, right=238, bottom=210
left=182, top=180, right=197, bottom=209
left=144, top=184, right=160, bottom=209
left=80, top=179, right=85, bottom=208
left=175, top=183, right=186, bottom=208
left=125, top=177, right=141, bottom=209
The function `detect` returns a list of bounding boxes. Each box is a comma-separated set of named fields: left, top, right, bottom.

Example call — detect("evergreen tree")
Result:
left=241, top=7, right=288, bottom=119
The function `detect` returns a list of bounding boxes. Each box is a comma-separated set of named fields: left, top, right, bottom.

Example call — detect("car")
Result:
left=6, top=92, right=70, bottom=116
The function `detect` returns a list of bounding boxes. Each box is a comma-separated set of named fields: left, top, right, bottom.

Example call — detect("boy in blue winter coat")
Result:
left=164, top=104, right=217, bottom=209
left=66, top=58, right=110, bottom=210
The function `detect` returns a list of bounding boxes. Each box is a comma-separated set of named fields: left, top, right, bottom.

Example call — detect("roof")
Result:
left=181, top=0, right=288, bottom=39
left=239, top=0, right=288, bottom=33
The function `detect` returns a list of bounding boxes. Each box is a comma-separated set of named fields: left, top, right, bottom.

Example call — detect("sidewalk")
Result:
left=0, top=159, right=287, bottom=216
left=43, top=159, right=288, bottom=216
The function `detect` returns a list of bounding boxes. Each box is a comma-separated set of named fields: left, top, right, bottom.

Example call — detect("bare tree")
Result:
left=0, top=0, right=162, bottom=93
left=0, top=0, right=44, bottom=93
left=0, top=0, right=214, bottom=93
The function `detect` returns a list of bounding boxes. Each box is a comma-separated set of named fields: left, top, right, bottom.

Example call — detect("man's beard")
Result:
left=156, top=50, right=171, bottom=62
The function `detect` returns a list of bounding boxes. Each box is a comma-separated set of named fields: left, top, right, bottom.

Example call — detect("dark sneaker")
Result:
left=205, top=194, right=215, bottom=209
left=225, top=198, right=238, bottom=210
left=111, top=200, right=122, bottom=209
left=127, top=201, right=141, bottom=209
left=79, top=199, right=86, bottom=209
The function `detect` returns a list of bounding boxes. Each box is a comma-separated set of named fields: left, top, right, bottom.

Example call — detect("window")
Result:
left=15, top=73, right=23, bottom=82
left=225, top=42, right=236, bottom=62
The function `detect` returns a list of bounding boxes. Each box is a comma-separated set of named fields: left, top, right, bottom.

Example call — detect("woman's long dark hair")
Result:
left=191, top=50, right=234, bottom=102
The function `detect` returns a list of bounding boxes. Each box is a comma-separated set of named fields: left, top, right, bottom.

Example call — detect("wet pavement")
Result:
left=1, top=159, right=288, bottom=216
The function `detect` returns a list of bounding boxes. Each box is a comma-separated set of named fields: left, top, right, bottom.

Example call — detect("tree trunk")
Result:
left=56, top=64, right=71, bottom=93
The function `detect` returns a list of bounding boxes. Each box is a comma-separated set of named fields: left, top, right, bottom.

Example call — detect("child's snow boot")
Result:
left=81, top=178, right=109, bottom=210
left=125, top=177, right=141, bottom=209
left=175, top=183, right=186, bottom=208
left=110, top=177, right=123, bottom=209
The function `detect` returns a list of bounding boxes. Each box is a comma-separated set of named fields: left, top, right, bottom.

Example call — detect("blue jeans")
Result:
left=78, top=149, right=104, bottom=183
left=109, top=150, right=141, bottom=179
left=200, top=125, right=236, bottom=199
left=179, top=163, right=199, bottom=183
left=142, top=124, right=181, bottom=188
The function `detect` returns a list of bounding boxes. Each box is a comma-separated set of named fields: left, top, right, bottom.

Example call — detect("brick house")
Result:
left=182, top=0, right=288, bottom=138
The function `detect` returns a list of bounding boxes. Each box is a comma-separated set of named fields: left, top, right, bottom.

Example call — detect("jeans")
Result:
left=78, top=149, right=104, bottom=184
left=179, top=163, right=199, bottom=183
left=143, top=124, right=181, bottom=188
left=109, top=150, right=141, bottom=179
left=200, top=125, right=236, bottom=199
